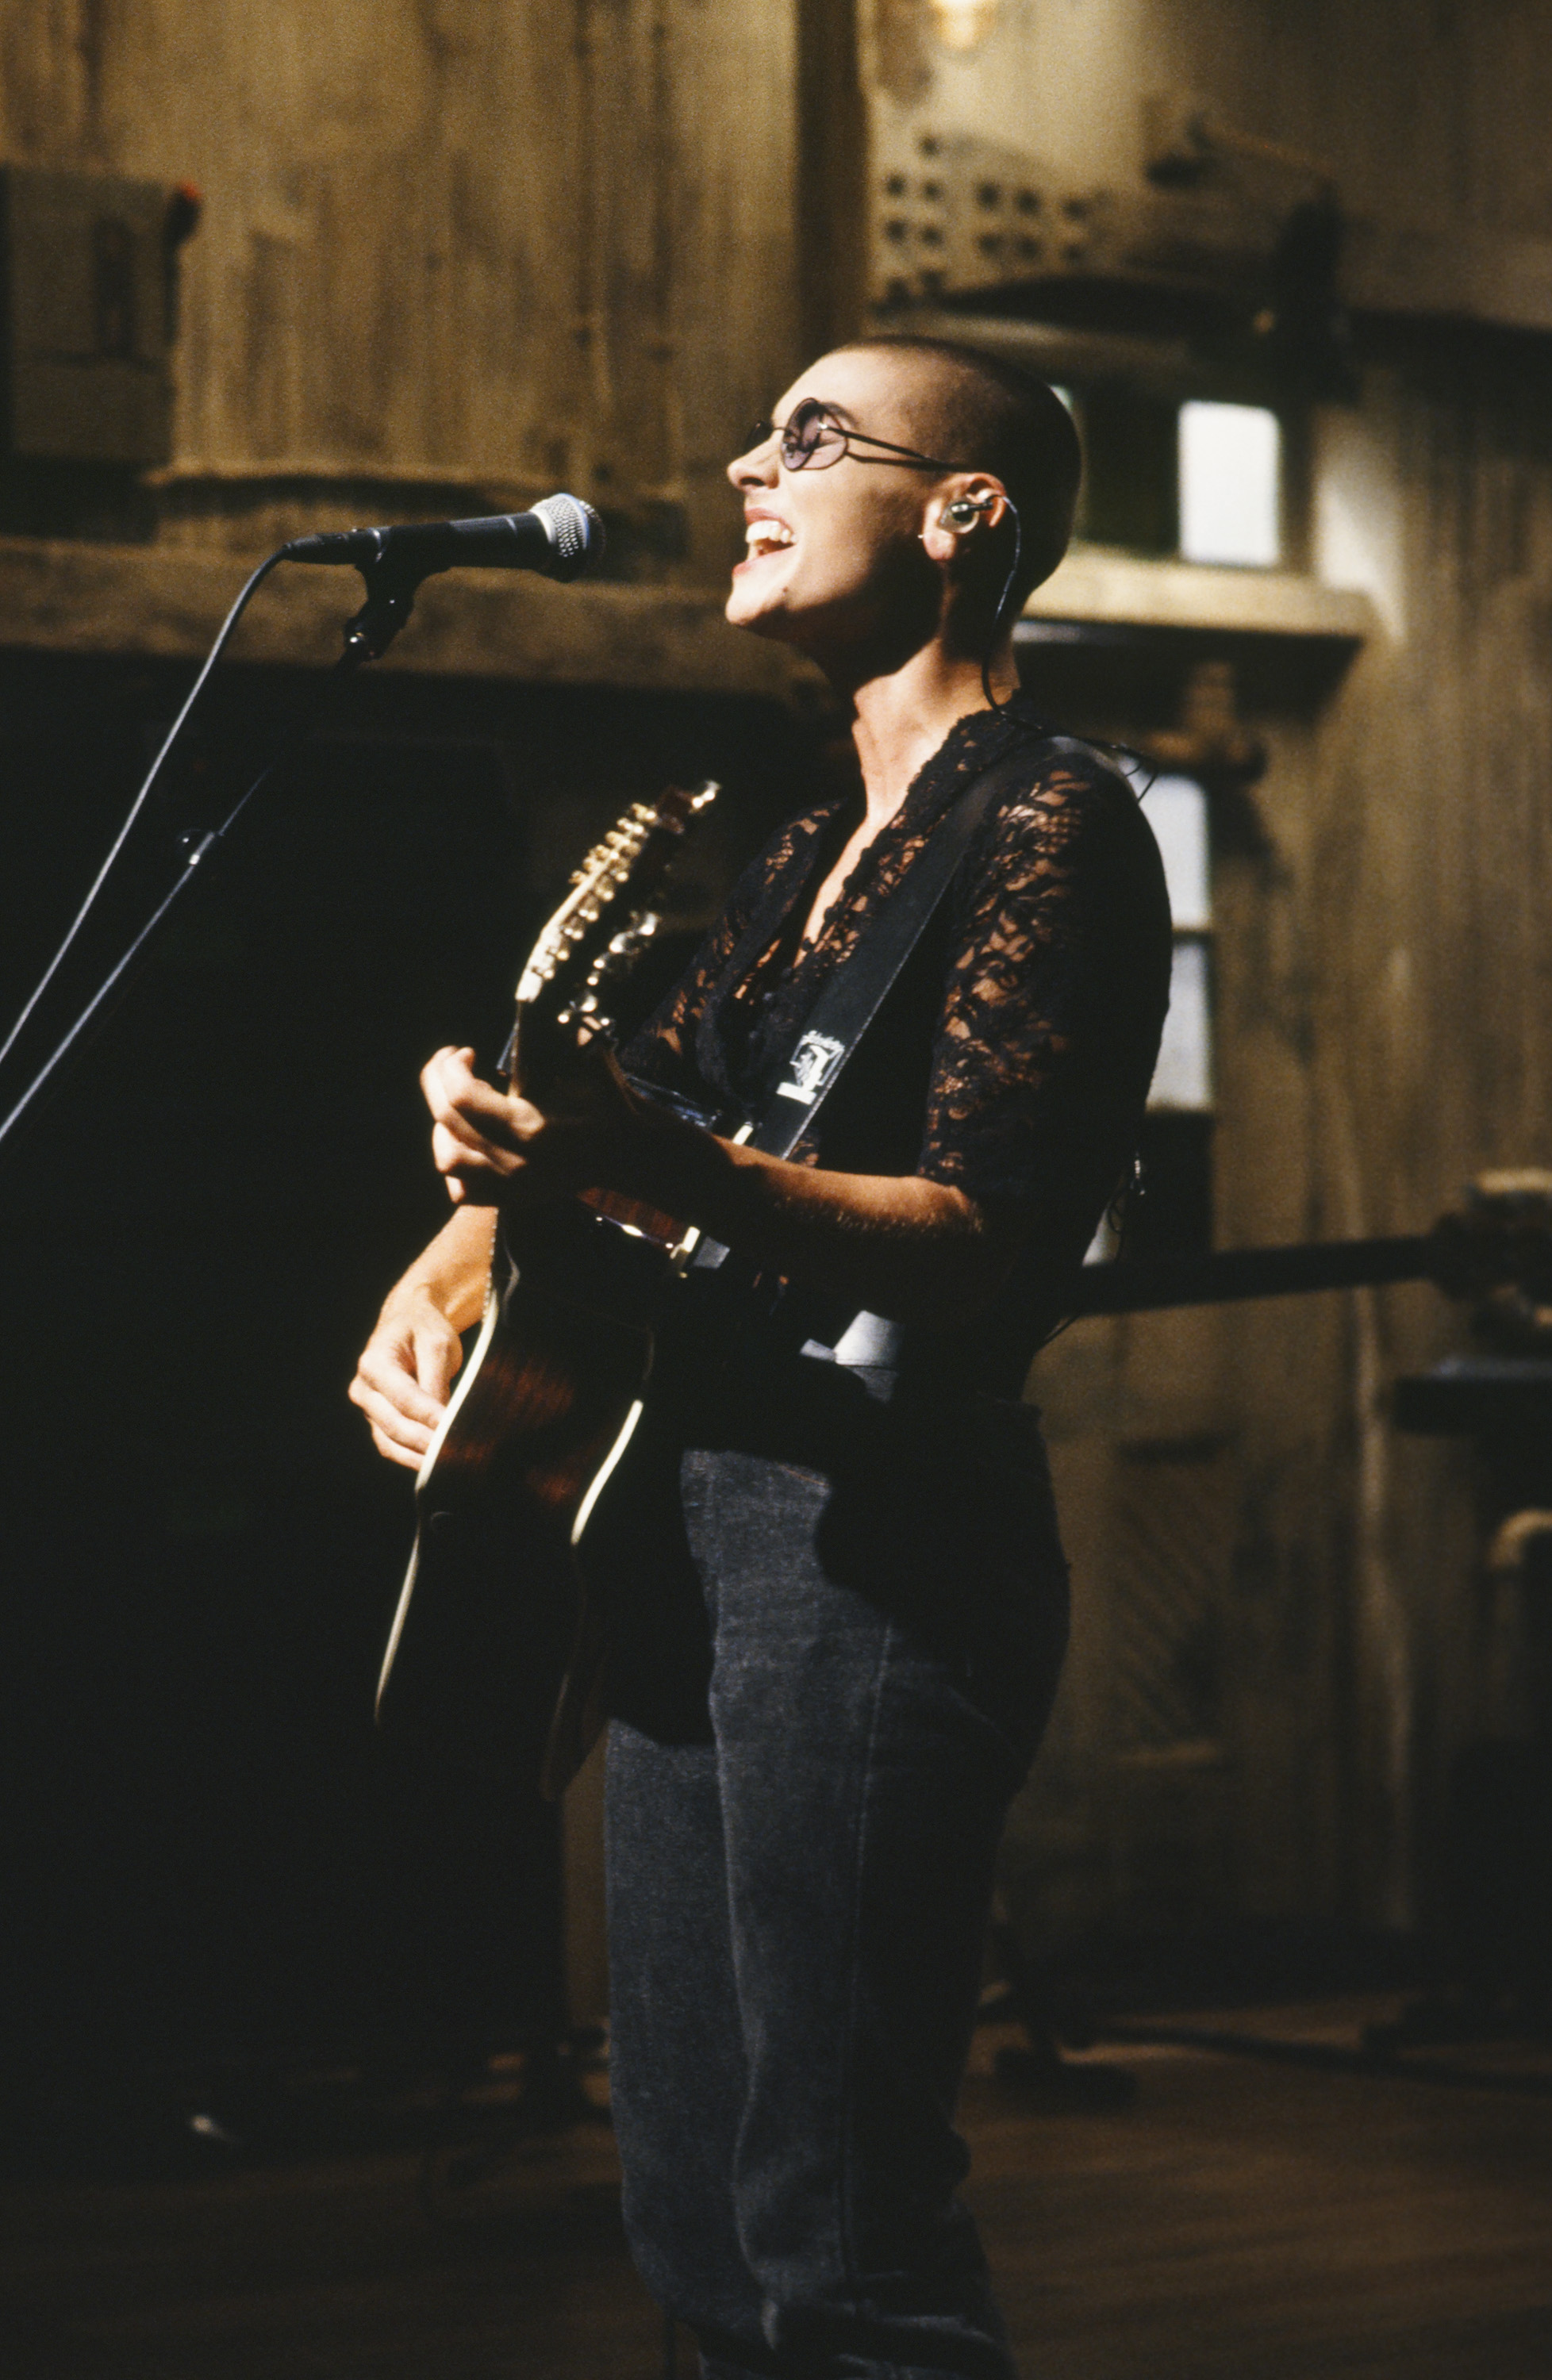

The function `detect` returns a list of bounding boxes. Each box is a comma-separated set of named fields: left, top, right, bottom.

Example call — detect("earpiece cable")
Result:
left=982, top=498, right=1023, bottom=712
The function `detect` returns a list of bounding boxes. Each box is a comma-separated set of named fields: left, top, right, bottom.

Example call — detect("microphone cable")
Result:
left=0, top=547, right=289, bottom=1084
left=0, top=493, right=602, bottom=1091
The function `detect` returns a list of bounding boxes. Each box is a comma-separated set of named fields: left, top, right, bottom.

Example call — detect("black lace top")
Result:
left=620, top=693, right=1173, bottom=1395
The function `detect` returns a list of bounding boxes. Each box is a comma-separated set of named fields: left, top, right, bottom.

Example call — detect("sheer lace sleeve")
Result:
left=918, top=749, right=1170, bottom=1211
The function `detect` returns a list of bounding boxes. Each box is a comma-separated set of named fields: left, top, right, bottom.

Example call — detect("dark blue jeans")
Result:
left=602, top=1366, right=1069, bottom=2380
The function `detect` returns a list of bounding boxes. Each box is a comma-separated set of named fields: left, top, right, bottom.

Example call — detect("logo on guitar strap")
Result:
left=776, top=1030, right=847, bottom=1105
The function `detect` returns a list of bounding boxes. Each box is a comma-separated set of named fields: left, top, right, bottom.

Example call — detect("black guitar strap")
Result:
left=691, top=732, right=1074, bottom=1269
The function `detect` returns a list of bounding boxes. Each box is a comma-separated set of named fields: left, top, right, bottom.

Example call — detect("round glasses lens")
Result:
left=781, top=402, right=843, bottom=469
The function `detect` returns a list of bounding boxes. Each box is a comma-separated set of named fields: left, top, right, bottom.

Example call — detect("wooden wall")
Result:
left=879, top=0, right=1552, bottom=1954
left=0, top=0, right=809, bottom=581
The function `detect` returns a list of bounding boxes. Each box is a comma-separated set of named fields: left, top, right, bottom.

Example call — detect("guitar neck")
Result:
left=1069, top=1233, right=1438, bottom=1318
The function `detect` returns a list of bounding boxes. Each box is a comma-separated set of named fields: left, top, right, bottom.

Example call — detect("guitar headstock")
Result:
left=513, top=780, right=718, bottom=1050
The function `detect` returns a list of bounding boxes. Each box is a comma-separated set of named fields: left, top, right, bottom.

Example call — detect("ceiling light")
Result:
left=928, top=1, right=1000, bottom=53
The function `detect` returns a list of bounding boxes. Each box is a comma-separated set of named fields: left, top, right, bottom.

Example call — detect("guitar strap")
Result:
left=690, top=731, right=1074, bottom=1270
left=560, top=735, right=1077, bottom=1790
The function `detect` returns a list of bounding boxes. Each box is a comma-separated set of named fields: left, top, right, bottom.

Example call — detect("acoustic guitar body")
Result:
left=376, top=1200, right=677, bottom=1790
left=374, top=784, right=719, bottom=1794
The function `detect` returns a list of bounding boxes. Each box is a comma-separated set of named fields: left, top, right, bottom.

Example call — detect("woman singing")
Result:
left=352, top=335, right=1172, bottom=2380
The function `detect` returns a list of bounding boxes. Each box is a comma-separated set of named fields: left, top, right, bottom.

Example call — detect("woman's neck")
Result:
left=846, top=639, right=1018, bottom=830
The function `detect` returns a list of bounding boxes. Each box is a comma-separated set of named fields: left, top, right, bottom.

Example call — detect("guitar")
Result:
left=375, top=781, right=720, bottom=1795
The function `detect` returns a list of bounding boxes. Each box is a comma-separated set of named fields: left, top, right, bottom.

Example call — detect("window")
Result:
left=1065, top=389, right=1285, bottom=569
left=1177, top=401, right=1281, bottom=568
left=1086, top=769, right=1216, bottom=1264
left=1143, top=773, right=1212, bottom=1111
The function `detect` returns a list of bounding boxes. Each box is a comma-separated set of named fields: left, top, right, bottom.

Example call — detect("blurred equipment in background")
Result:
left=1385, top=1177, right=1552, bottom=2055
left=0, top=164, right=199, bottom=544
left=0, top=165, right=198, bottom=470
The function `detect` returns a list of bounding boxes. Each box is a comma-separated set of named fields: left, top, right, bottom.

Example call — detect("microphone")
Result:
left=280, top=492, right=605, bottom=582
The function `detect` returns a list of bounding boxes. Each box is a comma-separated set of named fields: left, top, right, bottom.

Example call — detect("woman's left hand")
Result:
left=419, top=1040, right=646, bottom=1206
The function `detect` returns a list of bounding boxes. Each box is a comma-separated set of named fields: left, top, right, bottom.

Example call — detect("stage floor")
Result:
left=4, top=2000, right=1550, bottom=2379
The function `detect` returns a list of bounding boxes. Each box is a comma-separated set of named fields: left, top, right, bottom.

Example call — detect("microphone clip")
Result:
left=342, top=551, right=428, bottom=661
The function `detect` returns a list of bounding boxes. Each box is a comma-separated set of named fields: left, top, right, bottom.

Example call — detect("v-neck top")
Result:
left=619, top=695, right=1173, bottom=1394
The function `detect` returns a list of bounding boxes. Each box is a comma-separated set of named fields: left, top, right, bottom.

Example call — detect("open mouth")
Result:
left=740, top=516, right=795, bottom=564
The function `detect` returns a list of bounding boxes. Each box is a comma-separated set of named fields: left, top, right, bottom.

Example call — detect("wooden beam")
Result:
left=0, top=535, right=807, bottom=701
left=1028, top=551, right=1377, bottom=641
left=1346, top=220, right=1552, bottom=340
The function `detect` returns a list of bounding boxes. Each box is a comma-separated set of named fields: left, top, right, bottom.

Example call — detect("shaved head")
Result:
left=834, top=336, right=1081, bottom=600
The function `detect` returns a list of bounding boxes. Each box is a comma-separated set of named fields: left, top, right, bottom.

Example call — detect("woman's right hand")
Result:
left=349, top=1291, right=465, bottom=1471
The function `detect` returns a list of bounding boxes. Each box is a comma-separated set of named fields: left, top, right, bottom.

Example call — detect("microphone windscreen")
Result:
left=533, top=493, right=605, bottom=581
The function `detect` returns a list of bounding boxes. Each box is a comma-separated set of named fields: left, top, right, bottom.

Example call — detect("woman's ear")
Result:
left=918, top=476, right=1008, bottom=561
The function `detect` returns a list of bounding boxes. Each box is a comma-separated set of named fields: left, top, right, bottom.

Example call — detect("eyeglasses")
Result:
left=742, top=397, right=960, bottom=474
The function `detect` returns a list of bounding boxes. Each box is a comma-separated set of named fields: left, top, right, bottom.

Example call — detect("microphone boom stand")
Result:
left=0, top=559, right=424, bottom=1168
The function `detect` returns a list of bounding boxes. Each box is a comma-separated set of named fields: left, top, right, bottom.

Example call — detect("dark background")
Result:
left=0, top=647, right=811, bottom=2142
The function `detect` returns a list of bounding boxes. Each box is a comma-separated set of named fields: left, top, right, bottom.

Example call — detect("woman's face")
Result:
left=724, top=347, right=953, bottom=660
